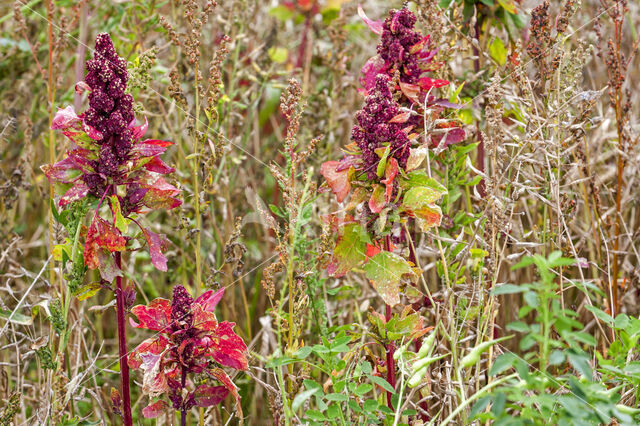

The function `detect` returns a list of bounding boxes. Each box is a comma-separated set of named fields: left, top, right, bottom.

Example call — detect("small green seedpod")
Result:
left=417, top=331, right=437, bottom=358
left=460, top=336, right=511, bottom=368
left=393, top=346, right=406, bottom=361
left=408, top=366, right=428, bottom=388
left=412, top=353, right=448, bottom=372
left=616, top=404, right=640, bottom=415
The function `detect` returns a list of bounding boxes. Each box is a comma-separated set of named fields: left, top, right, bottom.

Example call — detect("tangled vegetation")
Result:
left=1, top=0, right=639, bottom=424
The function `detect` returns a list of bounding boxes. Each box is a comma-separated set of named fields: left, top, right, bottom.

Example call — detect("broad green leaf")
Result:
left=404, top=186, right=444, bottom=206
left=489, top=37, right=507, bottom=66
left=109, top=195, right=129, bottom=233
left=369, top=374, right=395, bottom=394
left=363, top=251, right=416, bottom=306
left=0, top=309, right=33, bottom=325
left=489, top=353, right=517, bottom=376
left=292, top=388, right=319, bottom=412
left=328, top=223, right=368, bottom=276
left=491, top=284, right=527, bottom=295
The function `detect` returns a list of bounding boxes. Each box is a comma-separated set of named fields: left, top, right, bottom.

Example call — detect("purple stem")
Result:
left=115, top=251, right=132, bottom=426
left=180, top=365, right=187, bottom=426
left=383, top=236, right=396, bottom=409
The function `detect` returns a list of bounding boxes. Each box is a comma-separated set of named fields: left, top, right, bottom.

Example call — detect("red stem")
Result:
left=383, top=236, right=395, bottom=409
left=115, top=252, right=132, bottom=426
left=180, top=365, right=187, bottom=426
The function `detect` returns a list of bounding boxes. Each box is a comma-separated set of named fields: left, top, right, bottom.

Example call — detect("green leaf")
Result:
left=404, top=186, right=445, bottom=206
left=328, top=223, right=367, bottom=276
left=376, top=146, right=390, bottom=178
left=567, top=351, right=592, bottom=378
left=305, top=409, right=326, bottom=421
left=363, top=399, right=378, bottom=412
left=325, top=393, right=348, bottom=402
left=293, top=388, right=319, bottom=412
left=295, top=346, right=313, bottom=359
left=354, top=383, right=372, bottom=396
left=489, top=353, right=517, bottom=376
left=506, top=321, right=530, bottom=333
left=268, top=47, right=288, bottom=64
left=614, top=314, right=630, bottom=330
left=585, top=305, right=613, bottom=324
left=75, top=283, right=102, bottom=301
left=489, top=37, right=507, bottom=66
left=369, top=374, right=395, bottom=394
left=109, top=195, right=129, bottom=233
left=491, top=284, right=527, bottom=295
left=0, top=309, right=33, bottom=325
left=363, top=251, right=416, bottom=306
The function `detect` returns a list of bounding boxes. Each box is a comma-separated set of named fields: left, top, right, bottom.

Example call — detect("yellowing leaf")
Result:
left=109, top=195, right=129, bottom=233
left=363, top=251, right=416, bottom=306
left=327, top=223, right=368, bottom=277
left=368, top=185, right=386, bottom=213
left=489, top=37, right=507, bottom=66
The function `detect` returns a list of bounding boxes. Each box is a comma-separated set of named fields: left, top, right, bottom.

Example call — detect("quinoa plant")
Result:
left=43, top=33, right=181, bottom=425
left=128, top=285, right=248, bottom=423
left=321, top=6, right=465, bottom=408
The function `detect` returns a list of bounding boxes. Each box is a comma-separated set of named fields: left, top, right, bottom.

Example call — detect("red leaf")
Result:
left=417, top=76, right=450, bottom=91
left=366, top=243, right=381, bottom=258
left=194, top=287, right=225, bottom=312
left=208, top=321, right=248, bottom=370
left=144, top=156, right=175, bottom=174
left=359, top=55, right=387, bottom=92
left=381, top=158, right=398, bottom=203
left=130, top=298, right=172, bottom=331
left=358, top=4, right=383, bottom=35
left=41, top=161, right=78, bottom=184
left=399, top=81, right=421, bottom=104
left=368, top=185, right=386, bottom=213
left=59, top=181, right=90, bottom=207
left=129, top=336, right=170, bottom=369
left=142, top=177, right=181, bottom=210
left=51, top=106, right=80, bottom=130
left=320, top=161, right=351, bottom=203
left=84, top=217, right=126, bottom=269
left=142, top=228, right=170, bottom=271
left=142, top=400, right=169, bottom=418
left=139, top=351, right=169, bottom=395
left=389, top=112, right=411, bottom=124
left=192, top=385, right=229, bottom=407
left=209, top=368, right=243, bottom=419
left=409, top=35, right=431, bottom=55
left=82, top=122, right=103, bottom=141
left=191, top=303, right=218, bottom=331
left=133, top=139, right=173, bottom=157
left=131, top=116, right=148, bottom=140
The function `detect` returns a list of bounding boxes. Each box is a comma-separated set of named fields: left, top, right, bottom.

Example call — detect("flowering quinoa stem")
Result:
left=114, top=251, right=132, bottom=426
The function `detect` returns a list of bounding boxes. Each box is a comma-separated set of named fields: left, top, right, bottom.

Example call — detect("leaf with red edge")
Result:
left=358, top=5, right=383, bottom=35
left=417, top=76, right=450, bottom=91
left=41, top=157, right=82, bottom=184
left=381, top=158, right=398, bottom=204
left=191, top=303, right=218, bottom=331
left=389, top=112, right=411, bottom=124
left=444, top=127, right=466, bottom=145
left=51, top=106, right=81, bottom=130
left=409, top=35, right=431, bottom=55
left=133, top=139, right=173, bottom=157
left=144, top=156, right=175, bottom=174
left=129, top=336, right=170, bottom=369
left=130, top=298, right=172, bottom=332
left=192, top=385, right=229, bottom=407
left=59, top=181, right=90, bottom=207
left=208, top=321, right=248, bottom=370
left=131, top=116, right=148, bottom=140
left=142, top=228, right=170, bottom=271
left=140, top=351, right=168, bottom=396
left=320, top=161, right=351, bottom=203
left=194, top=287, right=225, bottom=312
left=327, top=222, right=368, bottom=277
left=82, top=122, right=103, bottom=141
left=368, top=185, right=386, bottom=213
left=142, top=400, right=169, bottom=418
left=363, top=251, right=416, bottom=306
left=83, top=217, right=126, bottom=269
left=142, top=177, right=181, bottom=210
left=209, top=368, right=243, bottom=418
left=359, top=55, right=387, bottom=92
left=399, top=81, right=421, bottom=104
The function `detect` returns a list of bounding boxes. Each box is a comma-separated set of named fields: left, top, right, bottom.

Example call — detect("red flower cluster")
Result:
left=128, top=286, right=248, bottom=418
